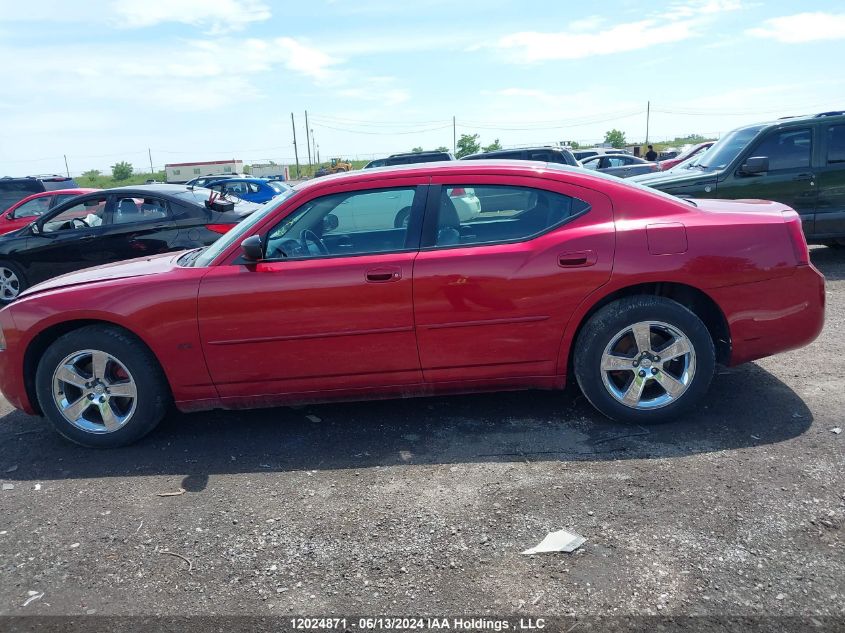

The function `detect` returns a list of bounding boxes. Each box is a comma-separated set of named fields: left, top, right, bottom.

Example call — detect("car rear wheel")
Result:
left=0, top=261, right=27, bottom=304
left=574, top=296, right=715, bottom=424
left=35, top=326, right=169, bottom=447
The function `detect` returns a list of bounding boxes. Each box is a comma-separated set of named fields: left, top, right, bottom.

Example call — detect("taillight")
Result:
left=450, top=187, right=466, bottom=197
left=782, top=211, right=809, bottom=265
left=206, top=224, right=233, bottom=234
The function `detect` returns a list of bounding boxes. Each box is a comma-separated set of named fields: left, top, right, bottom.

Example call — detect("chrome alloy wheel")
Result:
left=0, top=267, right=21, bottom=301
left=600, top=320, right=696, bottom=410
left=52, top=349, right=138, bottom=434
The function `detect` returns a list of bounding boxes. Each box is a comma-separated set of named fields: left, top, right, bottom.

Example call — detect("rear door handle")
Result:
left=366, top=267, right=402, bottom=282
left=558, top=250, right=597, bottom=267
left=793, top=173, right=814, bottom=182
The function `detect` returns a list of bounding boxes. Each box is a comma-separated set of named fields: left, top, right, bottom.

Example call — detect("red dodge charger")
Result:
left=0, top=161, right=825, bottom=447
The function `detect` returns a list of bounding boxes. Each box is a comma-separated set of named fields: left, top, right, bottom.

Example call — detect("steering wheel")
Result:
left=300, top=229, right=329, bottom=256
left=71, top=217, right=90, bottom=229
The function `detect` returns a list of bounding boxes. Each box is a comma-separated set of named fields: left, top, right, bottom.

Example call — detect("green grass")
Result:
left=75, top=170, right=167, bottom=188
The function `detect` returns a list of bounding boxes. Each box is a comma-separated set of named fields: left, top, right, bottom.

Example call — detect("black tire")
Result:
left=393, top=206, right=411, bottom=229
left=35, top=325, right=170, bottom=448
left=573, top=295, right=715, bottom=425
left=0, top=260, right=28, bottom=304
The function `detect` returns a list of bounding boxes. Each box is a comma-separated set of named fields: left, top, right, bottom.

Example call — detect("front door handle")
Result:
left=366, top=267, right=402, bottom=282
left=793, top=173, right=815, bottom=182
left=558, top=250, right=597, bottom=267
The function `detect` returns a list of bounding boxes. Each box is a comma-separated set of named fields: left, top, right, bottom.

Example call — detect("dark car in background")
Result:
left=0, top=184, right=265, bottom=303
left=363, top=151, right=454, bottom=169
left=0, top=175, right=79, bottom=213
left=461, top=146, right=579, bottom=166
left=633, top=111, right=845, bottom=245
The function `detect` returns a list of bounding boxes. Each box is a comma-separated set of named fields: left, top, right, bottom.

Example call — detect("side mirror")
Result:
left=240, top=235, right=263, bottom=261
left=740, top=156, right=768, bottom=175
left=30, top=222, right=41, bottom=235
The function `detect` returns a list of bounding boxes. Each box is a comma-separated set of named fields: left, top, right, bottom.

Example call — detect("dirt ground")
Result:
left=0, top=248, right=842, bottom=628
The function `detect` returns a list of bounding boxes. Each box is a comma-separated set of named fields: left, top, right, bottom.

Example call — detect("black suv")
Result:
left=632, top=111, right=845, bottom=245
left=0, top=175, right=79, bottom=213
left=363, top=151, right=454, bottom=169
left=461, top=146, right=579, bottom=166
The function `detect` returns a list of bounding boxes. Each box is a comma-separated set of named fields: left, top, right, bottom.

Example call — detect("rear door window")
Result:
left=430, top=185, right=590, bottom=248
left=751, top=128, right=812, bottom=171
left=826, top=125, right=845, bottom=164
left=113, top=197, right=170, bottom=224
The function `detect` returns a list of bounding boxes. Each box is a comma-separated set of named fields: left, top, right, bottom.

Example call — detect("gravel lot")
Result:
left=0, top=248, right=842, bottom=625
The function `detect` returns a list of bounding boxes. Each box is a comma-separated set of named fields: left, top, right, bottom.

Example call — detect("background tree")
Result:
left=567, top=141, right=581, bottom=149
left=411, top=146, right=424, bottom=153
left=455, top=133, right=481, bottom=158
left=111, top=161, right=133, bottom=181
left=81, top=169, right=101, bottom=179
left=435, top=146, right=449, bottom=153
left=604, top=129, right=627, bottom=148
left=482, top=138, right=502, bottom=152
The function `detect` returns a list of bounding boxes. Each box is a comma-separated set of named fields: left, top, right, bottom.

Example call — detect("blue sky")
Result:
left=1, top=0, right=843, bottom=175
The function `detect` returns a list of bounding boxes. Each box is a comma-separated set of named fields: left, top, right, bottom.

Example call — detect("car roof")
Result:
left=293, top=159, right=617, bottom=192
left=466, top=147, right=568, bottom=157
left=387, top=151, right=451, bottom=158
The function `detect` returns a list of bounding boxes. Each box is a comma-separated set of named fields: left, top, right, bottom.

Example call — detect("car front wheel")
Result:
left=574, top=296, right=716, bottom=424
left=35, top=326, right=169, bottom=447
left=0, top=261, right=27, bottom=304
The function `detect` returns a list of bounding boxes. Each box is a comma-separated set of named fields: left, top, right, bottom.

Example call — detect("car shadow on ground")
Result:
left=811, top=245, right=845, bottom=281
left=0, top=362, right=812, bottom=489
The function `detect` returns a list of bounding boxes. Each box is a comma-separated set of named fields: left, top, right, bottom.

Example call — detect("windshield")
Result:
left=698, top=125, right=765, bottom=170
left=190, top=187, right=298, bottom=267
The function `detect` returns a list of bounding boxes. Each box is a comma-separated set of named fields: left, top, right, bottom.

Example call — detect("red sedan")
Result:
left=0, top=162, right=824, bottom=447
left=658, top=141, right=714, bottom=171
left=0, top=188, right=99, bottom=235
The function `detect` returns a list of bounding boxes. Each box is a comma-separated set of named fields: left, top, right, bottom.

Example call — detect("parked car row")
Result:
left=0, top=185, right=262, bottom=303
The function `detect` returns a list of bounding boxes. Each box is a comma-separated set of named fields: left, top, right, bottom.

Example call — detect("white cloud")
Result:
left=747, top=12, right=845, bottom=43
left=110, top=0, right=271, bottom=34
left=490, top=0, right=742, bottom=62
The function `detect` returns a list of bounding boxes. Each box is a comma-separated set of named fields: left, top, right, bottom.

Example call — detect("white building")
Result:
left=250, top=163, right=290, bottom=180
left=165, top=160, right=244, bottom=184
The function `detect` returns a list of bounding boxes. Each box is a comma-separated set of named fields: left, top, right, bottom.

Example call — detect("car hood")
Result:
left=18, top=251, right=186, bottom=299
left=629, top=169, right=717, bottom=186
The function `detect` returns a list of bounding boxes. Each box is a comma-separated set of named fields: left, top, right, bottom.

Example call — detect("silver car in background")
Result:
left=580, top=154, right=659, bottom=178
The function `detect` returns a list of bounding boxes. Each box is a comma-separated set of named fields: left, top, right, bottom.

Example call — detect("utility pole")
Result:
left=453, top=116, right=456, bottom=154
left=304, top=110, right=312, bottom=175
left=291, top=112, right=301, bottom=179
left=317, top=144, right=320, bottom=165
left=645, top=100, right=650, bottom=146
left=148, top=148, right=154, bottom=175
left=63, top=155, right=70, bottom=178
